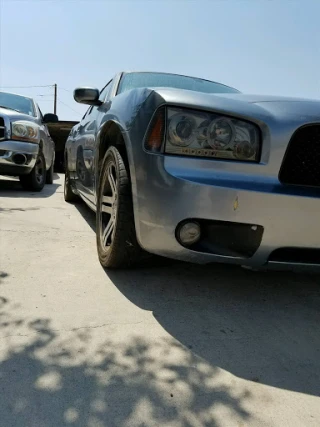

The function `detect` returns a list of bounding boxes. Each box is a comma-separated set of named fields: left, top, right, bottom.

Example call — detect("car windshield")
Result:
left=118, top=72, right=240, bottom=95
left=0, top=92, right=35, bottom=116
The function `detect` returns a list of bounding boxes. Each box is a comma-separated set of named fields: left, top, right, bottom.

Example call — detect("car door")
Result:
left=74, top=80, right=113, bottom=205
left=67, top=117, right=85, bottom=175
left=37, top=105, right=54, bottom=169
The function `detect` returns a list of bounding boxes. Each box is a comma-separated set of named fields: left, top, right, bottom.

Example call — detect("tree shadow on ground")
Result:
left=0, top=292, right=254, bottom=427
left=71, top=199, right=320, bottom=400
left=0, top=207, right=41, bottom=213
left=0, top=271, right=8, bottom=280
left=107, top=264, right=320, bottom=399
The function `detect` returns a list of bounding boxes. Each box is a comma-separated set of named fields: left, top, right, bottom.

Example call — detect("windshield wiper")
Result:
left=0, top=105, right=21, bottom=113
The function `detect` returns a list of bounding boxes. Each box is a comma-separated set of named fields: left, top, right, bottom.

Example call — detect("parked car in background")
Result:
left=64, top=71, right=320, bottom=271
left=47, top=120, right=79, bottom=172
left=0, top=91, right=57, bottom=191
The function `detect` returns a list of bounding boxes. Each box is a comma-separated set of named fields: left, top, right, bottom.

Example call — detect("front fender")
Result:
left=93, top=90, right=167, bottom=234
left=93, top=88, right=164, bottom=189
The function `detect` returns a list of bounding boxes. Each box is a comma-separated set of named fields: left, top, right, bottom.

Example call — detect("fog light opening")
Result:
left=177, top=221, right=201, bottom=246
left=12, top=153, right=27, bottom=165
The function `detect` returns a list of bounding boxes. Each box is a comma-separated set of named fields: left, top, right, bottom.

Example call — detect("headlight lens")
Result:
left=11, top=121, right=40, bottom=143
left=208, top=118, right=235, bottom=148
left=165, top=108, right=260, bottom=162
left=168, top=113, right=196, bottom=146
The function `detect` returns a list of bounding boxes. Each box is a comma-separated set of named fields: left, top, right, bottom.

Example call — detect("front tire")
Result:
left=64, top=167, right=79, bottom=203
left=96, top=146, right=144, bottom=269
left=46, top=160, right=54, bottom=184
left=20, top=151, right=46, bottom=192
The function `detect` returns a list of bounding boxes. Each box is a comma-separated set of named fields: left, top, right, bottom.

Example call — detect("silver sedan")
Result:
left=64, top=71, right=320, bottom=271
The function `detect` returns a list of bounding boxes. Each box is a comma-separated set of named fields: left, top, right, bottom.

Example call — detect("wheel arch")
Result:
left=97, top=120, right=128, bottom=168
left=95, top=120, right=132, bottom=195
left=95, top=119, right=142, bottom=236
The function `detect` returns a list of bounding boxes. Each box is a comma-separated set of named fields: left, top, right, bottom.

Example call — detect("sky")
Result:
left=0, top=0, right=319, bottom=121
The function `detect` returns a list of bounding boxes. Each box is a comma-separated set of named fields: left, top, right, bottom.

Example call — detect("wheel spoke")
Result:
left=108, top=168, right=117, bottom=195
left=101, top=195, right=113, bottom=214
left=102, top=195, right=113, bottom=204
left=100, top=162, right=118, bottom=249
left=102, top=205, right=112, bottom=214
left=102, top=218, right=114, bottom=246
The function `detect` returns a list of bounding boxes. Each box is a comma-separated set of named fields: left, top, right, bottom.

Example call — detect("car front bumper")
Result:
left=0, top=140, right=38, bottom=175
left=131, top=154, right=320, bottom=272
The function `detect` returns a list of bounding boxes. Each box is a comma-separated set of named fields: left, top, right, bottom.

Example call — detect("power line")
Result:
left=0, top=84, right=54, bottom=89
left=57, top=98, right=81, bottom=115
left=59, top=87, right=72, bottom=93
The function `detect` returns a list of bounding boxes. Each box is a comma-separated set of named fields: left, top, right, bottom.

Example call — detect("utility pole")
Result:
left=54, top=83, right=57, bottom=115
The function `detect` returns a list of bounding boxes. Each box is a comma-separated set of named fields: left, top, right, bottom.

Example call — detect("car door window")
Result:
left=82, top=105, right=93, bottom=120
left=78, top=82, right=112, bottom=124
left=37, top=105, right=44, bottom=121
left=37, top=106, right=49, bottom=135
left=99, top=80, right=112, bottom=103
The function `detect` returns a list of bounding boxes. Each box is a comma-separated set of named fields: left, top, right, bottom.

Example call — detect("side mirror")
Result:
left=73, top=87, right=102, bottom=106
left=43, top=113, right=58, bottom=123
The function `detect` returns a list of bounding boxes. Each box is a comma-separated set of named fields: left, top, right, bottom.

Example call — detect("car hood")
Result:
left=0, top=107, right=37, bottom=122
left=153, top=88, right=320, bottom=123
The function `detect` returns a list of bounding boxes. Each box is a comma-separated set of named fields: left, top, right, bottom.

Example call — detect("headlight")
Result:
left=165, top=107, right=260, bottom=162
left=11, top=121, right=40, bottom=143
left=168, top=113, right=196, bottom=146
